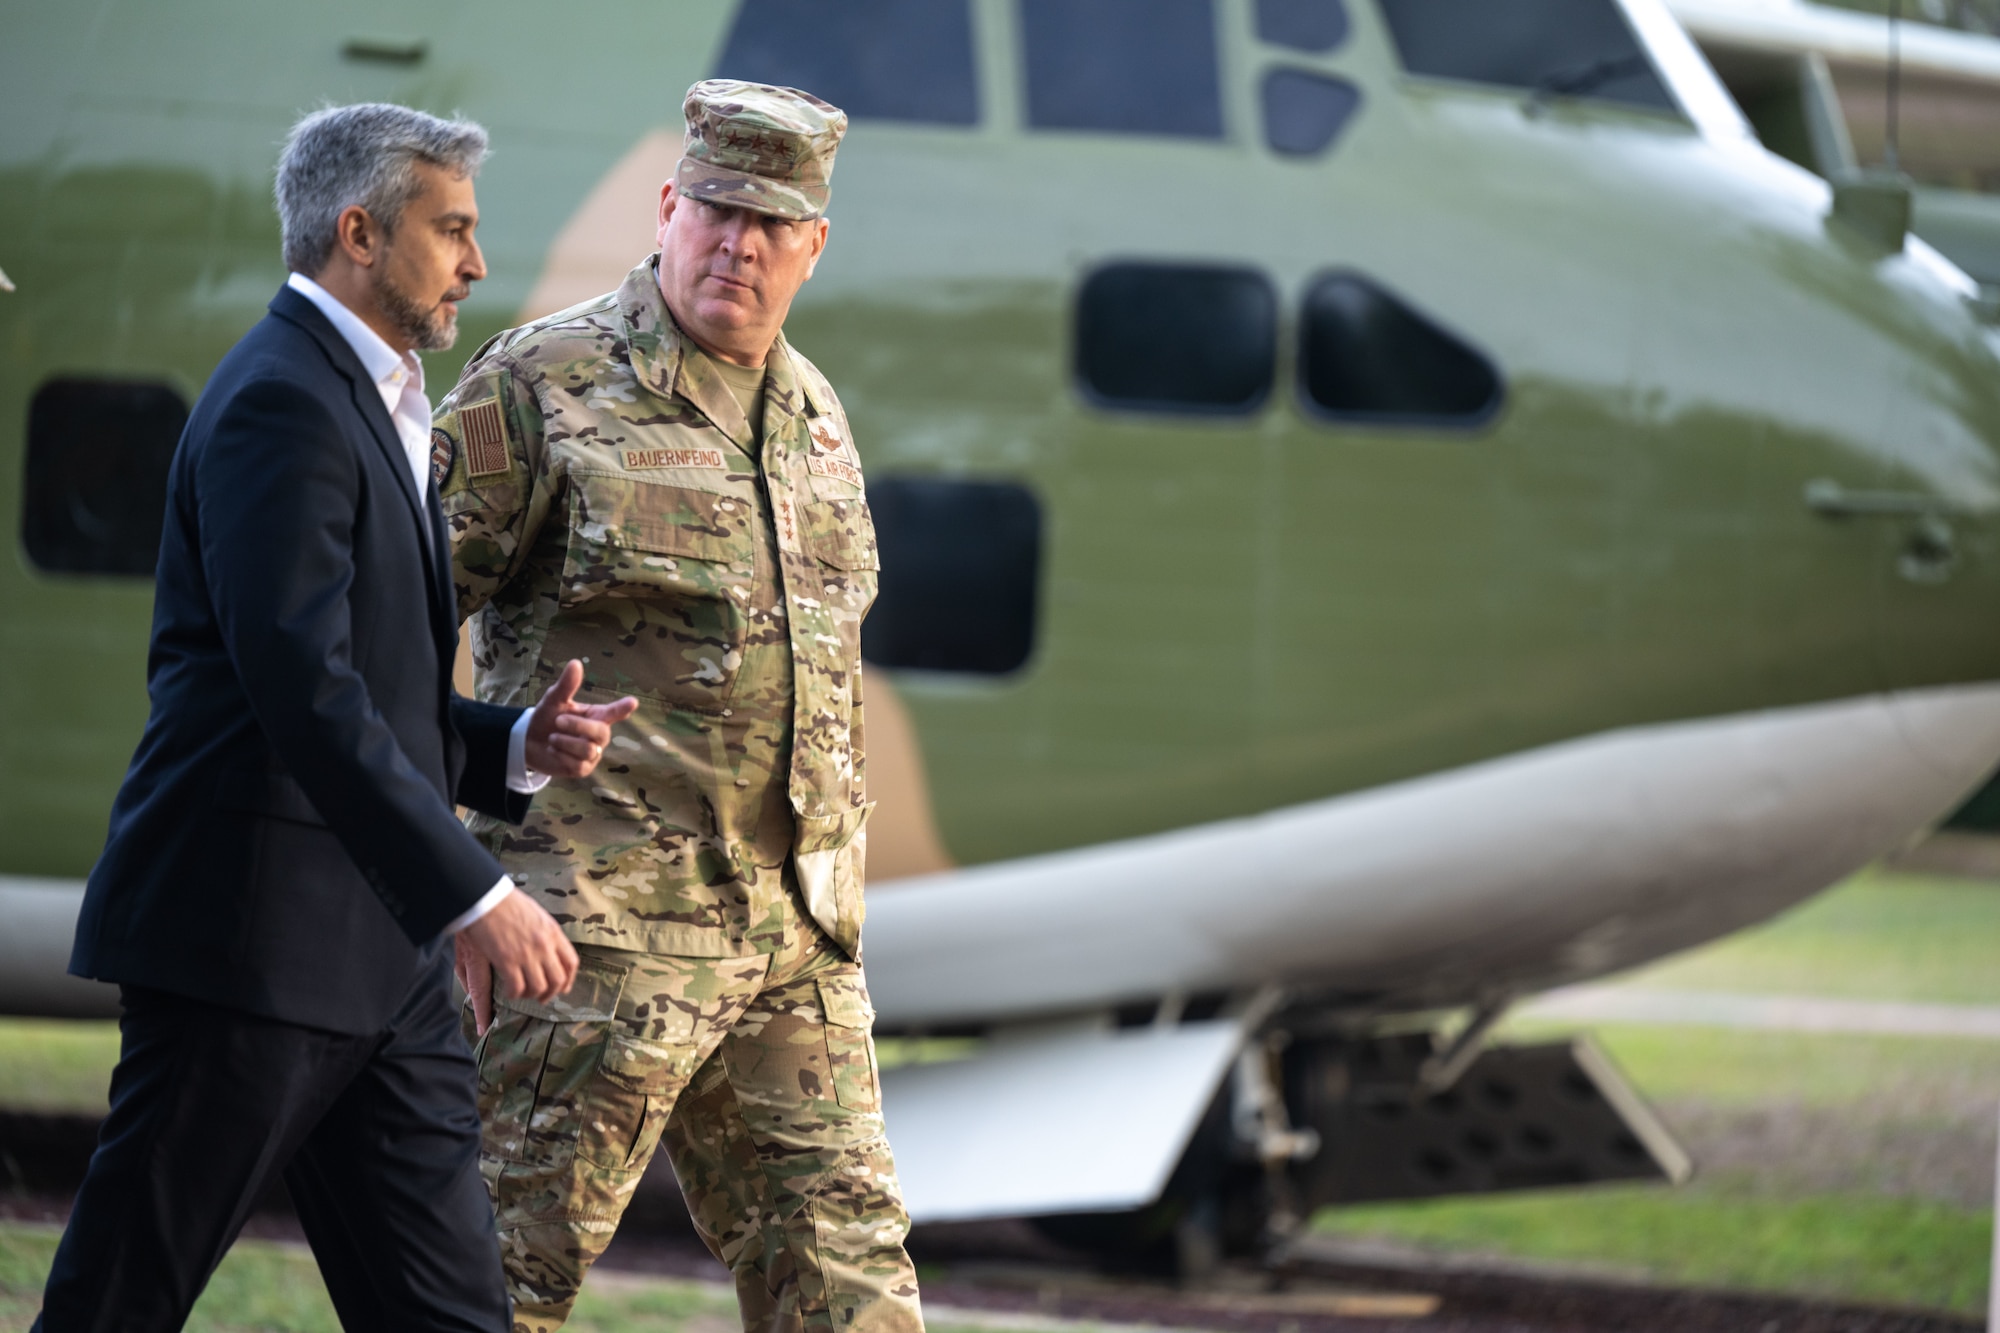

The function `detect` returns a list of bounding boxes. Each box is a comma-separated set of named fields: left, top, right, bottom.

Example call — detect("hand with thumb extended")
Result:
left=525, top=660, right=638, bottom=778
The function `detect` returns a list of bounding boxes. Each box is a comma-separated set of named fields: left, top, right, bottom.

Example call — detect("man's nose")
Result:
left=721, top=214, right=759, bottom=259
left=464, top=237, right=488, bottom=283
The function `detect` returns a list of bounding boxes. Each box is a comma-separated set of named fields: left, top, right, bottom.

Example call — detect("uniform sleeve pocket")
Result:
left=802, top=498, right=879, bottom=571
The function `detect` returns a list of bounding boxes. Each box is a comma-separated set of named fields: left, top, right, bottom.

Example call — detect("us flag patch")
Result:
left=459, top=398, right=510, bottom=478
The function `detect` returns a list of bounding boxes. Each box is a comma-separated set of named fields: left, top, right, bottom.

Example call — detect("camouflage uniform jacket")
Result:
left=435, top=257, right=877, bottom=958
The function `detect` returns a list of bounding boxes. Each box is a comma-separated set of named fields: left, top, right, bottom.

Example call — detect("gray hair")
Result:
left=275, top=103, right=488, bottom=274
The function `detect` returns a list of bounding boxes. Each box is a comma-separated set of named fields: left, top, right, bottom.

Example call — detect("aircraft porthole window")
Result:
left=1263, top=69, right=1363, bottom=156
left=713, top=0, right=980, bottom=125
left=1255, top=0, right=1350, bottom=52
left=22, top=377, right=187, bottom=577
left=1377, top=0, right=1678, bottom=116
left=1019, top=0, right=1225, bottom=139
left=861, top=478, right=1042, bottom=676
left=1299, top=273, right=1502, bottom=426
left=1075, top=262, right=1278, bottom=414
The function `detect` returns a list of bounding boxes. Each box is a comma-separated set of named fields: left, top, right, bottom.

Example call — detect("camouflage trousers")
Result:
left=469, top=899, right=922, bottom=1333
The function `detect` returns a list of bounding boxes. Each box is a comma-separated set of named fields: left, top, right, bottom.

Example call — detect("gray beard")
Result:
left=376, top=269, right=458, bottom=352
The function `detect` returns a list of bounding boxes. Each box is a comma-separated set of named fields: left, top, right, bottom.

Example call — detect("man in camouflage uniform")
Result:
left=433, top=81, right=919, bottom=1333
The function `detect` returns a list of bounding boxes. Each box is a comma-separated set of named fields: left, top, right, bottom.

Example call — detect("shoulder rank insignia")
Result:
left=458, top=398, right=510, bottom=478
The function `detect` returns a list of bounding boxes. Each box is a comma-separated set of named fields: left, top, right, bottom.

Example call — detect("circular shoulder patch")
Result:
left=430, top=426, right=456, bottom=487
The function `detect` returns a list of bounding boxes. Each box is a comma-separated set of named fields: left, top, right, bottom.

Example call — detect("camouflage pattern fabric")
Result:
left=435, top=256, right=877, bottom=959
left=677, top=79, right=847, bottom=221
left=471, top=892, right=921, bottom=1332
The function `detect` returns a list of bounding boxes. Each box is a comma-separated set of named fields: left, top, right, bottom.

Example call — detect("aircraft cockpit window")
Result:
left=713, top=0, right=979, bottom=125
left=1263, top=69, right=1364, bottom=156
left=1075, top=263, right=1278, bottom=413
left=1377, top=0, right=1678, bottom=116
left=22, top=378, right=186, bottom=577
left=862, top=478, right=1042, bottom=676
left=1300, top=274, right=1503, bottom=425
left=1020, top=0, right=1226, bottom=138
left=1256, top=0, right=1351, bottom=52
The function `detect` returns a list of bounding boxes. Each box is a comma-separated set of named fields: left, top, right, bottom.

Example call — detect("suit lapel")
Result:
left=425, top=482, right=459, bottom=653
left=340, top=356, right=435, bottom=562
left=269, top=287, right=454, bottom=639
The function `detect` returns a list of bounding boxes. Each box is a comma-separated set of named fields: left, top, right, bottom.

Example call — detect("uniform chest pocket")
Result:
left=549, top=473, right=758, bottom=710
left=802, top=498, right=879, bottom=633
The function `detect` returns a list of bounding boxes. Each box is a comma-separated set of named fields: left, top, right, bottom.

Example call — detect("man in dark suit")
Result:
left=34, top=104, right=637, bottom=1332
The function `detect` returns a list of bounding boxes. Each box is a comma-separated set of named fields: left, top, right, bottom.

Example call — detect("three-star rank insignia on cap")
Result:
left=430, top=427, right=456, bottom=488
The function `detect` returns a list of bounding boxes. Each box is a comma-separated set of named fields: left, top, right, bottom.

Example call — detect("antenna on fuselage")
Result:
left=1886, top=0, right=1904, bottom=173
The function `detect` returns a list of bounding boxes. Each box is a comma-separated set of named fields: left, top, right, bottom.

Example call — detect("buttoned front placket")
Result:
left=760, top=345, right=867, bottom=949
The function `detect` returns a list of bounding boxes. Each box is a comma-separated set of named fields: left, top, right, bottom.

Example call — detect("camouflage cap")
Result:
left=677, top=79, right=848, bottom=221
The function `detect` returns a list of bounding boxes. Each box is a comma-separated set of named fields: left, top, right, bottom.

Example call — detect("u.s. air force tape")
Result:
left=458, top=398, right=510, bottom=478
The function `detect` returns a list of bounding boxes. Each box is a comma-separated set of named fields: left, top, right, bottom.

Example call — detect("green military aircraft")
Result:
left=5, top=0, right=2000, bottom=1264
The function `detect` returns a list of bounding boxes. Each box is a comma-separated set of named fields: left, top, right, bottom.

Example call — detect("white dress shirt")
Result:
left=286, top=272, right=542, bottom=933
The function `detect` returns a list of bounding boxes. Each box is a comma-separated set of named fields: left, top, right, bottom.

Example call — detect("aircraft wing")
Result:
left=1665, top=0, right=2000, bottom=78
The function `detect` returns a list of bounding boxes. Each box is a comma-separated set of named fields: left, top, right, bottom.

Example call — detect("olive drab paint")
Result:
left=6, top=0, right=2000, bottom=981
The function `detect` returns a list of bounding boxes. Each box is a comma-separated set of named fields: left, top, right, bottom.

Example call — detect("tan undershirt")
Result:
left=695, top=350, right=830, bottom=946
left=709, top=354, right=768, bottom=443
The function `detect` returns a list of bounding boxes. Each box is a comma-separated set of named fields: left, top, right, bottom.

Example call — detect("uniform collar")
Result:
left=618, top=254, right=829, bottom=448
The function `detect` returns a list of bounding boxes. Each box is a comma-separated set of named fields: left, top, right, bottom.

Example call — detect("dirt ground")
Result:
left=592, top=1218, right=1983, bottom=1333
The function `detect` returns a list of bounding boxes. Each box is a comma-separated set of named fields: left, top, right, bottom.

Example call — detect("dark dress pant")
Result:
left=33, top=958, right=507, bottom=1332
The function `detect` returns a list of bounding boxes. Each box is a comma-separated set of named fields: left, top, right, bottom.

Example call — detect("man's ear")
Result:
left=332, top=203, right=382, bottom=269
left=656, top=178, right=679, bottom=249
left=806, top=217, right=829, bottom=278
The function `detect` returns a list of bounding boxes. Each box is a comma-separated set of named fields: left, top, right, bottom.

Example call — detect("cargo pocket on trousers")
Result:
left=575, top=1031, right=702, bottom=1171
left=474, top=1010, right=554, bottom=1165
left=817, top=971, right=881, bottom=1113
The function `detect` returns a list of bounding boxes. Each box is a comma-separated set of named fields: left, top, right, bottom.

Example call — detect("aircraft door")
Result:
left=1869, top=343, right=2000, bottom=773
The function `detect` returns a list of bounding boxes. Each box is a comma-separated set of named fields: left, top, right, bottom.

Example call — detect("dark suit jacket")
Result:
left=72, top=285, right=530, bottom=1034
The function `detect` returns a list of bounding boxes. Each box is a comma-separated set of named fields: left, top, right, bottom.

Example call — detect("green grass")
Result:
left=1312, top=870, right=2000, bottom=1317
left=1608, top=867, right=2000, bottom=1005
left=0, top=1019, right=118, bottom=1115
left=1310, top=1022, right=2000, bottom=1313
left=1313, top=1187, right=1994, bottom=1316
left=0, top=1223, right=1035, bottom=1333
left=0, top=1224, right=344, bottom=1333
left=0, top=1222, right=749, bottom=1332
left=1516, top=1022, right=2000, bottom=1111
left=873, top=1036, right=982, bottom=1070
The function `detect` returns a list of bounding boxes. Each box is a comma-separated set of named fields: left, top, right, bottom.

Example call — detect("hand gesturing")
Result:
left=525, top=659, right=638, bottom=778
